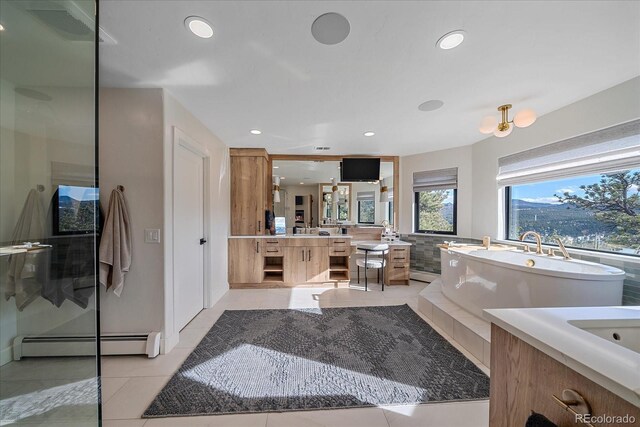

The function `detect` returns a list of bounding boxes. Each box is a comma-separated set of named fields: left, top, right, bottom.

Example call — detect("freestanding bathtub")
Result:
left=440, top=247, right=625, bottom=318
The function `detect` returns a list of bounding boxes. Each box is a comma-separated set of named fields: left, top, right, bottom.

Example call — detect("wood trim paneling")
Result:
left=229, top=148, right=269, bottom=159
left=490, top=324, right=640, bottom=427
left=393, top=156, right=399, bottom=227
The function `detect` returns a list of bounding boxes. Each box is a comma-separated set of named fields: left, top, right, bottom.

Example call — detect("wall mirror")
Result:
left=270, top=156, right=398, bottom=231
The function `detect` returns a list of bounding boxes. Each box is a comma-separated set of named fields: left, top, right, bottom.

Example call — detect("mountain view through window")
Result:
left=507, top=169, right=639, bottom=255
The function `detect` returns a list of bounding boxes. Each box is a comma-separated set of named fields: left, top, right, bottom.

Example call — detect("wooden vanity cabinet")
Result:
left=490, top=324, right=640, bottom=427
left=230, top=148, right=270, bottom=236
left=385, top=244, right=410, bottom=285
left=228, top=238, right=263, bottom=284
left=283, top=239, right=330, bottom=283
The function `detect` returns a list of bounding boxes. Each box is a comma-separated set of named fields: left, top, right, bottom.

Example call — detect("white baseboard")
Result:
left=160, top=332, right=179, bottom=355
left=0, top=346, right=13, bottom=366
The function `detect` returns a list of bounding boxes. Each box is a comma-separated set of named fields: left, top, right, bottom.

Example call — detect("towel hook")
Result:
left=117, top=185, right=125, bottom=192
left=36, top=185, right=45, bottom=192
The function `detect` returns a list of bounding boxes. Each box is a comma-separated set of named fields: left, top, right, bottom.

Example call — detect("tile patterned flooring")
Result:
left=2, top=281, right=491, bottom=427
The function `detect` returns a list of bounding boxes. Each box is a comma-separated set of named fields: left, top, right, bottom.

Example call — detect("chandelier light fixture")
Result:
left=479, top=104, right=537, bottom=138
left=273, top=176, right=281, bottom=203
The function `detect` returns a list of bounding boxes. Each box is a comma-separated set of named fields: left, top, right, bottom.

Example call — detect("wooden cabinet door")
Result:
left=306, top=246, right=329, bottom=282
left=284, top=246, right=307, bottom=284
left=230, top=156, right=265, bottom=235
left=228, top=239, right=263, bottom=283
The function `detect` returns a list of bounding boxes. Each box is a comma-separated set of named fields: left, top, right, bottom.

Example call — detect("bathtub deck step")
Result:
left=418, top=280, right=492, bottom=367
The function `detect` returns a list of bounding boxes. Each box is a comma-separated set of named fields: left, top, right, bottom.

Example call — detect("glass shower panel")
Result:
left=0, top=0, right=100, bottom=425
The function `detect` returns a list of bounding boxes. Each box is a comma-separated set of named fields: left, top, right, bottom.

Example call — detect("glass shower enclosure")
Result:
left=0, top=0, right=100, bottom=425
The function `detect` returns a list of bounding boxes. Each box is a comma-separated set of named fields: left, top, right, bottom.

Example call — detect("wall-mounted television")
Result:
left=340, top=158, right=381, bottom=182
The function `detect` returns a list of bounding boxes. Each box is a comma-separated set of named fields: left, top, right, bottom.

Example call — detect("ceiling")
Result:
left=272, top=160, right=394, bottom=185
left=100, top=1, right=640, bottom=156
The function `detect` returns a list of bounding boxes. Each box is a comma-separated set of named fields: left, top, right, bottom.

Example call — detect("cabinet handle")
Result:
left=301, top=250, right=305, bottom=262
left=334, top=240, right=345, bottom=244
left=393, top=248, right=404, bottom=251
left=308, top=249, right=312, bottom=261
left=258, top=221, right=261, bottom=232
left=266, top=240, right=279, bottom=244
left=334, top=249, right=346, bottom=253
left=393, top=257, right=405, bottom=260
left=256, top=242, right=260, bottom=253
left=394, top=266, right=404, bottom=269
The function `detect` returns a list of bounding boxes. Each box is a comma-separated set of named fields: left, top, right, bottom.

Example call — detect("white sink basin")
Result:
left=569, top=318, right=640, bottom=354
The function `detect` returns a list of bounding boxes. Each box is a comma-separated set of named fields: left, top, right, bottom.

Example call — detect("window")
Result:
left=500, top=119, right=640, bottom=256
left=357, top=191, right=375, bottom=224
left=53, top=185, right=99, bottom=235
left=413, top=168, right=458, bottom=234
left=506, top=169, right=639, bottom=255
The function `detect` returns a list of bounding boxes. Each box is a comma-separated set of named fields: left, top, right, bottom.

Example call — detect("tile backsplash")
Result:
left=401, top=234, right=640, bottom=306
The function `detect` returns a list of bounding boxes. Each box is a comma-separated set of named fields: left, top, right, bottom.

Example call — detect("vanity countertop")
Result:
left=228, top=235, right=353, bottom=239
left=350, top=240, right=412, bottom=247
left=484, top=306, right=640, bottom=407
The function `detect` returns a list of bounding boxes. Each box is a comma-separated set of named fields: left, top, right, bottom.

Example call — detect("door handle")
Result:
left=258, top=221, right=261, bottom=232
left=200, top=238, right=207, bottom=245
left=308, top=249, right=311, bottom=261
left=301, top=249, right=305, bottom=262
left=256, top=242, right=260, bottom=253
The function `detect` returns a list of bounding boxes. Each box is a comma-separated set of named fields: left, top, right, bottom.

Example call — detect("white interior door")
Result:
left=174, top=141, right=205, bottom=331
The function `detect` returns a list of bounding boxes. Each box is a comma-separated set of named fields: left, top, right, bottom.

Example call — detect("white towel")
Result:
left=6, top=189, right=46, bottom=310
left=99, top=188, right=132, bottom=296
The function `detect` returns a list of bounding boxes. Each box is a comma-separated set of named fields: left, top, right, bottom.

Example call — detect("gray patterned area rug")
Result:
left=143, top=304, right=489, bottom=417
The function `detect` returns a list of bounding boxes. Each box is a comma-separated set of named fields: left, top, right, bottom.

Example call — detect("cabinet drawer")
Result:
left=329, top=247, right=350, bottom=256
left=262, top=239, right=283, bottom=249
left=263, top=246, right=283, bottom=256
left=284, top=238, right=329, bottom=247
left=389, top=246, right=409, bottom=254
left=389, top=252, right=408, bottom=262
left=329, top=238, right=350, bottom=247
left=387, top=263, right=409, bottom=280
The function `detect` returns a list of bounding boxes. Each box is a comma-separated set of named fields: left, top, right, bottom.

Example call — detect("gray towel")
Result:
left=6, top=189, right=46, bottom=310
left=99, top=188, right=132, bottom=296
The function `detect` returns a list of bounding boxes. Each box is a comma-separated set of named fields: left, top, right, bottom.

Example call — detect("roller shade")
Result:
left=413, top=167, right=458, bottom=192
left=51, top=161, right=95, bottom=188
left=356, top=191, right=375, bottom=202
left=497, top=119, right=640, bottom=186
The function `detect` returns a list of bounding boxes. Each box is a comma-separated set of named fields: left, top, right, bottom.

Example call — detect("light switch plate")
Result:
left=144, top=228, right=161, bottom=243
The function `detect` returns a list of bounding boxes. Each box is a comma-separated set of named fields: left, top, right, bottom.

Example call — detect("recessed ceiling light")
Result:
left=300, top=182, right=305, bottom=185
left=273, top=166, right=279, bottom=169
left=437, top=30, right=465, bottom=50
left=0, top=24, right=5, bottom=31
left=185, top=16, right=213, bottom=39
left=363, top=131, right=375, bottom=137
left=281, top=177, right=286, bottom=180
left=312, top=12, right=350, bottom=45
left=250, top=129, right=262, bottom=135
left=418, top=100, right=444, bottom=111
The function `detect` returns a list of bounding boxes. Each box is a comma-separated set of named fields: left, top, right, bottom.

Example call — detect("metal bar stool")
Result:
left=355, top=242, right=389, bottom=291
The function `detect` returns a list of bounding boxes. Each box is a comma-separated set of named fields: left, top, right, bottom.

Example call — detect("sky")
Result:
left=511, top=169, right=639, bottom=204
left=59, top=185, right=99, bottom=201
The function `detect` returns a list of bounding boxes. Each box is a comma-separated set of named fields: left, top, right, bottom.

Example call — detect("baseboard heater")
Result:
left=13, top=332, right=161, bottom=360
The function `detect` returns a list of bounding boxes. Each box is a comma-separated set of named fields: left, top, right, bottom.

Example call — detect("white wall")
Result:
left=398, top=77, right=640, bottom=239
left=162, top=90, right=230, bottom=352
left=398, top=145, right=473, bottom=235
left=0, top=78, right=18, bottom=365
left=471, top=76, right=640, bottom=239
left=99, top=89, right=166, bottom=336
left=99, top=88, right=231, bottom=354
